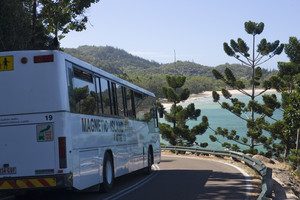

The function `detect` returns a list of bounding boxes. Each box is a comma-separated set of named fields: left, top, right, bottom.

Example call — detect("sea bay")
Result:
left=159, top=90, right=283, bottom=152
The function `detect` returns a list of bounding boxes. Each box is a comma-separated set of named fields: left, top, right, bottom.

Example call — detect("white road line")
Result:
left=163, top=155, right=252, bottom=200
left=221, top=161, right=252, bottom=200
left=103, top=164, right=160, bottom=200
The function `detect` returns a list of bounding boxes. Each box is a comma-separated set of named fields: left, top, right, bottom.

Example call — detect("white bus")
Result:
left=0, top=50, right=161, bottom=194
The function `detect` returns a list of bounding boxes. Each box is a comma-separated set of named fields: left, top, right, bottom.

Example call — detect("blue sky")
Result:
left=60, top=0, right=300, bottom=70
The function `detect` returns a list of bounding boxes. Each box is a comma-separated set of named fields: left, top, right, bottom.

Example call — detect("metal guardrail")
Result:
left=161, top=146, right=273, bottom=200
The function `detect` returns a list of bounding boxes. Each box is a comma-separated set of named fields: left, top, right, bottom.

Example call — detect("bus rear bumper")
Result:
left=0, top=173, right=73, bottom=192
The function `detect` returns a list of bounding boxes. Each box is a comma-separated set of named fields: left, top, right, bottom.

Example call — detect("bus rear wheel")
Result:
left=145, top=148, right=153, bottom=174
left=102, top=152, right=114, bottom=193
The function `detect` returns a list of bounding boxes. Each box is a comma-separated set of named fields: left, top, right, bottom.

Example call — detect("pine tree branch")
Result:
left=255, top=52, right=261, bottom=61
left=210, top=125, right=251, bottom=147
left=268, top=116, right=278, bottom=121
left=218, top=101, right=248, bottom=121
left=259, top=113, right=266, bottom=120
left=242, top=112, right=250, bottom=119
left=208, top=127, right=223, bottom=145
left=225, top=84, right=251, bottom=97
left=236, top=88, right=251, bottom=97
left=209, top=126, right=248, bottom=147
left=253, top=143, right=264, bottom=147
left=208, top=126, right=222, bottom=145
left=254, top=89, right=268, bottom=98
left=257, top=54, right=276, bottom=66
left=232, top=139, right=251, bottom=146
left=236, top=51, right=253, bottom=66
left=254, top=54, right=265, bottom=66
left=231, top=111, right=248, bottom=121
left=246, top=56, right=254, bottom=66
left=234, top=55, right=252, bottom=67
left=259, top=113, right=278, bottom=122
left=241, top=53, right=253, bottom=66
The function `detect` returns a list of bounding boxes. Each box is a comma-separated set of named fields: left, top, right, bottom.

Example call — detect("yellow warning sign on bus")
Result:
left=0, top=56, right=13, bottom=71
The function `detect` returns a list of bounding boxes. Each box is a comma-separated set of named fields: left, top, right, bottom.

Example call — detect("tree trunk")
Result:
left=284, top=148, right=287, bottom=159
left=31, top=0, right=37, bottom=46
left=250, top=34, right=255, bottom=150
left=284, top=134, right=291, bottom=160
left=296, top=128, right=299, bottom=152
left=173, top=102, right=176, bottom=129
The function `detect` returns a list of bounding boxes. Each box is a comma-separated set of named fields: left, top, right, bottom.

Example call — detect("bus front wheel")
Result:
left=102, top=152, right=114, bottom=192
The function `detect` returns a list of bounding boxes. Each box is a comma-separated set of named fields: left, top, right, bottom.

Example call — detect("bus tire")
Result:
left=145, top=147, right=153, bottom=175
left=102, top=152, right=114, bottom=193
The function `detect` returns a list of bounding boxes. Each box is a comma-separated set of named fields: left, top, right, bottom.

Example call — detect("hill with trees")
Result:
left=64, top=45, right=161, bottom=74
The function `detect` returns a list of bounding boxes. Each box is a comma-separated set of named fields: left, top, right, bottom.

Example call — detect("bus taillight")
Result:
left=34, top=54, right=54, bottom=63
left=58, top=137, right=67, bottom=169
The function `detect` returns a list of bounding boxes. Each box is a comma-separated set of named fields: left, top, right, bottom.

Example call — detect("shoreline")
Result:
left=160, top=89, right=278, bottom=109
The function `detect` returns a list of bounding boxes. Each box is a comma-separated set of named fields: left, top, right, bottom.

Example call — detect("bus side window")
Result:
left=100, top=78, right=112, bottom=115
left=130, top=90, right=136, bottom=118
left=116, top=84, right=124, bottom=116
left=95, top=77, right=103, bottom=114
left=72, top=67, right=97, bottom=115
left=123, top=87, right=128, bottom=117
left=111, top=82, right=118, bottom=116
left=66, top=62, right=76, bottom=113
left=134, top=92, right=144, bottom=119
left=124, top=88, right=135, bottom=118
left=134, top=93, right=157, bottom=123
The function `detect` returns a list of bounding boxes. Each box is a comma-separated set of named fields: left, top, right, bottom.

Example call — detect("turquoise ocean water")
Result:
left=159, top=91, right=282, bottom=152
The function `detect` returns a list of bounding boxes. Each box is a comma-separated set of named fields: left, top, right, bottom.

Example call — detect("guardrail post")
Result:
left=265, top=167, right=273, bottom=198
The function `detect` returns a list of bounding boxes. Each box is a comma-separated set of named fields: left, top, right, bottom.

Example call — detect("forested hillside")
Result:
left=63, top=45, right=277, bottom=97
left=64, top=45, right=161, bottom=74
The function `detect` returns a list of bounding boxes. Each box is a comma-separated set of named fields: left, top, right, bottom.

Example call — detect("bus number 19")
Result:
left=45, top=115, right=53, bottom=121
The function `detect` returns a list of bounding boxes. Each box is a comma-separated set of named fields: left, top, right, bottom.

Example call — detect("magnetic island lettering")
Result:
left=82, top=118, right=125, bottom=133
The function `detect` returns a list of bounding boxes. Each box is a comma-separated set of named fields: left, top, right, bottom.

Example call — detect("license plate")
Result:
left=0, top=56, right=14, bottom=71
left=0, top=167, right=16, bottom=175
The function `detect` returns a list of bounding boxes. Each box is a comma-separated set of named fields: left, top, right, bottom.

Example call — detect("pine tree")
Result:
left=210, top=21, right=283, bottom=155
left=269, top=37, right=300, bottom=166
left=160, top=75, right=209, bottom=147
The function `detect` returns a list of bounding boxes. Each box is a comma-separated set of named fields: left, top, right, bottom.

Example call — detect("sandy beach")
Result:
left=160, top=89, right=278, bottom=109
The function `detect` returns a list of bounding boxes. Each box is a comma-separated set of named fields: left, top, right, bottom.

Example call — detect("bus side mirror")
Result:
left=158, top=107, right=164, bottom=118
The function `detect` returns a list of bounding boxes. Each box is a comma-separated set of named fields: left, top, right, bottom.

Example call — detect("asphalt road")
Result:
left=117, top=155, right=251, bottom=200
left=3, top=155, right=251, bottom=200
